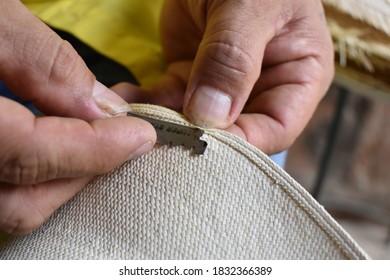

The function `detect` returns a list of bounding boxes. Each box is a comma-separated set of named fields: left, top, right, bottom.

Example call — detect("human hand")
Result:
left=0, top=0, right=156, bottom=235
left=118, top=0, right=334, bottom=155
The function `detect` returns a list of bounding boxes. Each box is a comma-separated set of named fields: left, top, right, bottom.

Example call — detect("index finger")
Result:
left=0, top=0, right=129, bottom=121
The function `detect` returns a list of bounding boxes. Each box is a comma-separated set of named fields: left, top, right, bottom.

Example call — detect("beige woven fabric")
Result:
left=0, top=105, right=368, bottom=260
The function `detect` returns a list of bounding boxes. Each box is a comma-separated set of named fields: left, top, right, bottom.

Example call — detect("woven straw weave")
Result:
left=322, top=0, right=390, bottom=94
left=0, top=105, right=368, bottom=260
left=322, top=0, right=390, bottom=36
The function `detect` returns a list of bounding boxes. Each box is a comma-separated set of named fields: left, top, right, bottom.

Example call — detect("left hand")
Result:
left=117, top=0, right=334, bottom=155
left=0, top=0, right=156, bottom=235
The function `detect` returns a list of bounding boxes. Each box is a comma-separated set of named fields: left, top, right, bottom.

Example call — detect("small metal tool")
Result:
left=127, top=112, right=207, bottom=155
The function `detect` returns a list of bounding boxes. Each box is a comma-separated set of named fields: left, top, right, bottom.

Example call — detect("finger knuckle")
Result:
left=1, top=155, right=45, bottom=185
left=202, top=39, right=257, bottom=82
left=47, top=39, right=85, bottom=86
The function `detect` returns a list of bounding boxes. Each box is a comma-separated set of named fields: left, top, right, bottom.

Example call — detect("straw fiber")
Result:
left=322, top=0, right=390, bottom=94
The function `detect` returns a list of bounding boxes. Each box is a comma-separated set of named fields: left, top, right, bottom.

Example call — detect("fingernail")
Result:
left=187, top=86, right=232, bottom=128
left=127, top=141, right=155, bottom=160
left=93, top=81, right=130, bottom=116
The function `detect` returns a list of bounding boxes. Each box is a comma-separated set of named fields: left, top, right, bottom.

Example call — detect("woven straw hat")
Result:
left=322, top=0, right=390, bottom=95
left=0, top=104, right=368, bottom=260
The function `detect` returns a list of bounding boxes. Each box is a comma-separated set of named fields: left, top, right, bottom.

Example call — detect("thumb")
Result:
left=0, top=0, right=128, bottom=121
left=183, top=1, right=277, bottom=128
left=0, top=97, right=156, bottom=185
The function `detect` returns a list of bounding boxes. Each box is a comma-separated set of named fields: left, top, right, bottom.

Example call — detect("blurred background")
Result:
left=285, top=0, right=390, bottom=259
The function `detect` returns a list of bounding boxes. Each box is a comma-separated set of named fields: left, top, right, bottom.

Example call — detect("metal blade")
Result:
left=127, top=112, right=207, bottom=155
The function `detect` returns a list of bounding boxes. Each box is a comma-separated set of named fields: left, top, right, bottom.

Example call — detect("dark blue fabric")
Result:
left=0, top=81, right=40, bottom=115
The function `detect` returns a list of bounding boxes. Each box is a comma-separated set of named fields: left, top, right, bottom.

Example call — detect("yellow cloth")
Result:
left=22, top=0, right=165, bottom=85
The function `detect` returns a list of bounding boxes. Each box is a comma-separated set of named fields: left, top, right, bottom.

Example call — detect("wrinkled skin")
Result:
left=119, top=0, right=334, bottom=154
left=0, top=0, right=156, bottom=235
